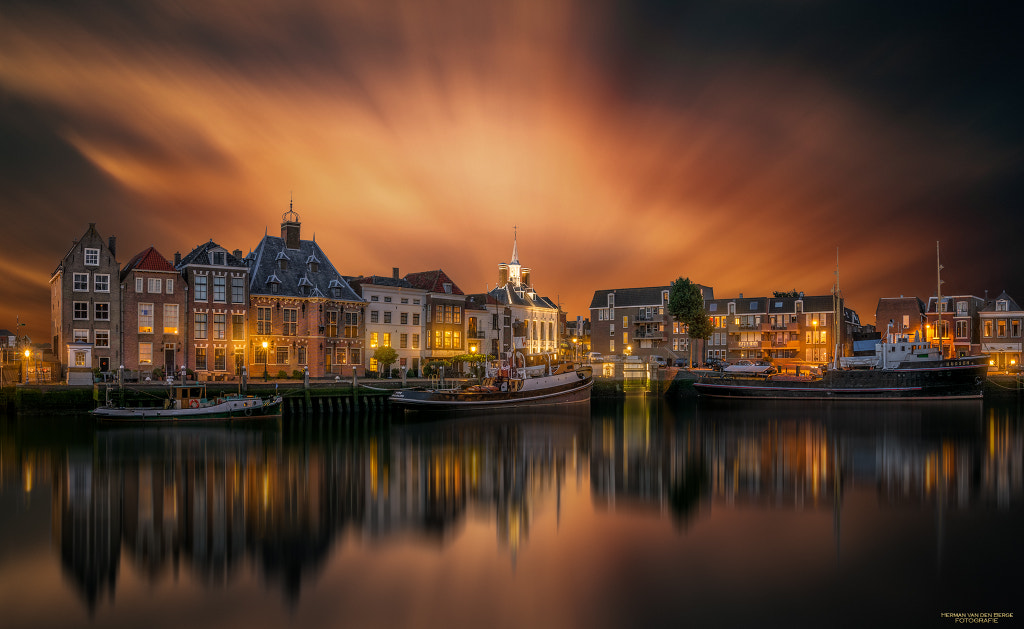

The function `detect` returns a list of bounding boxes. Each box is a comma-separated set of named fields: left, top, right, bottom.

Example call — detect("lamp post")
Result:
left=23, top=349, right=31, bottom=384
left=262, top=341, right=269, bottom=382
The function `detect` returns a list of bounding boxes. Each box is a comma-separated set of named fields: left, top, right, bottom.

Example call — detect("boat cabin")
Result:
left=171, top=385, right=208, bottom=410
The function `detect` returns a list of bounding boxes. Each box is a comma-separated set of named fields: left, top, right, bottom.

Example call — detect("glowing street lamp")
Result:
left=812, top=319, right=819, bottom=363
left=23, top=349, right=30, bottom=384
left=262, top=341, right=269, bottom=382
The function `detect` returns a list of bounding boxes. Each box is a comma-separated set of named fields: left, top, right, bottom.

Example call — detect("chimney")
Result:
left=233, top=249, right=242, bottom=260
left=497, top=264, right=509, bottom=288
left=174, top=252, right=181, bottom=266
left=393, top=267, right=399, bottom=280
left=108, top=236, right=116, bottom=257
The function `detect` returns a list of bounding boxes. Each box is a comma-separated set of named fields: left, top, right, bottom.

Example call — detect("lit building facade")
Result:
left=979, top=291, right=1023, bottom=371
left=348, top=270, right=428, bottom=376
left=120, top=247, right=186, bottom=377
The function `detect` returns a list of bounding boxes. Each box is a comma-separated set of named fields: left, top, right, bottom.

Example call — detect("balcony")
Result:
left=467, top=331, right=487, bottom=339
left=635, top=313, right=663, bottom=323
left=634, top=331, right=665, bottom=340
left=761, top=322, right=800, bottom=332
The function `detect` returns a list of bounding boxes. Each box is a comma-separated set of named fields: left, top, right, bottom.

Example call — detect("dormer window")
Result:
left=333, top=288, right=341, bottom=298
left=662, top=290, right=669, bottom=304
left=211, top=251, right=226, bottom=266
left=306, top=254, right=320, bottom=273
left=956, top=301, right=968, bottom=316
left=997, top=300, right=1008, bottom=312
left=297, top=276, right=313, bottom=297
left=443, top=282, right=452, bottom=294
left=276, top=251, right=289, bottom=271
left=266, top=274, right=281, bottom=294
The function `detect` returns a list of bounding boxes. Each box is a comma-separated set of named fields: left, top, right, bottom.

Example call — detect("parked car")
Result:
left=673, top=358, right=690, bottom=368
left=648, top=355, right=668, bottom=367
left=704, top=358, right=729, bottom=371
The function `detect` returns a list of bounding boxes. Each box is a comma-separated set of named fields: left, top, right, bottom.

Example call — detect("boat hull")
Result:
left=93, top=396, right=284, bottom=422
left=391, top=375, right=593, bottom=412
left=694, top=358, right=988, bottom=400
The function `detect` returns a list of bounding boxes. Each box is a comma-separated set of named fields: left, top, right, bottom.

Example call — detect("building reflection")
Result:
left=0, top=396, right=1021, bottom=612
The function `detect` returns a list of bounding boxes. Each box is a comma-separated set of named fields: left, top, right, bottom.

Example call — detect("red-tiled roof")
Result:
left=123, top=247, right=175, bottom=273
left=403, top=269, right=464, bottom=295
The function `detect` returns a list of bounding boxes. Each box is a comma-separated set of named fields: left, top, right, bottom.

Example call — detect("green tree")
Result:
left=372, top=346, right=399, bottom=377
left=668, top=277, right=712, bottom=367
left=772, top=289, right=800, bottom=298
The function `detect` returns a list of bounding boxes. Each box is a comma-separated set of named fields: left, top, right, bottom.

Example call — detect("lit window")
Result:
left=383, top=333, right=391, bottom=347
left=138, top=303, right=153, bottom=333
left=164, top=304, right=179, bottom=334
left=370, top=332, right=379, bottom=348
left=139, top=342, right=152, bottom=365
left=95, top=330, right=110, bottom=348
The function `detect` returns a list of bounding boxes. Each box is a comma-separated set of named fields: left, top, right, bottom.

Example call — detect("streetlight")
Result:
left=23, top=349, right=31, bottom=384
left=262, top=341, right=269, bottom=382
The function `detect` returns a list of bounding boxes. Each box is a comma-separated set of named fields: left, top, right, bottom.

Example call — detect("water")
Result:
left=1, top=398, right=1021, bottom=629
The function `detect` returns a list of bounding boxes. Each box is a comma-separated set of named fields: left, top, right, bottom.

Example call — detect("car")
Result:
left=704, top=358, right=729, bottom=371
left=673, top=358, right=690, bottom=368
left=648, top=355, right=668, bottom=367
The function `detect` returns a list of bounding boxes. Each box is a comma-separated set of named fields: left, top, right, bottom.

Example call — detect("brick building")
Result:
left=49, top=223, right=121, bottom=382
left=120, top=247, right=186, bottom=377
left=403, top=269, right=467, bottom=362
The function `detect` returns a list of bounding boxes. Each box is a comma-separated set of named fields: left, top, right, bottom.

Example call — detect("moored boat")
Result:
left=391, top=357, right=593, bottom=412
left=93, top=384, right=283, bottom=422
left=695, top=334, right=988, bottom=400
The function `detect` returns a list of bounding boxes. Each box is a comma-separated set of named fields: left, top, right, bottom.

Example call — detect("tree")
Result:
left=372, top=346, right=399, bottom=377
left=668, top=277, right=712, bottom=367
left=772, top=289, right=800, bottom=298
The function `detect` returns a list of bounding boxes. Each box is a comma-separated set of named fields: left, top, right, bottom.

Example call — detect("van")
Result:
left=648, top=355, right=667, bottom=367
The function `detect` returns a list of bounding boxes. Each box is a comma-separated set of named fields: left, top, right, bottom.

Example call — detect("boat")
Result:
left=723, top=360, right=776, bottom=375
left=694, top=333, right=988, bottom=400
left=390, top=354, right=593, bottom=412
left=93, top=383, right=284, bottom=422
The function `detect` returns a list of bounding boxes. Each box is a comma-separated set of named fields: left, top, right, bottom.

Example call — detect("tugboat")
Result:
left=390, top=349, right=593, bottom=412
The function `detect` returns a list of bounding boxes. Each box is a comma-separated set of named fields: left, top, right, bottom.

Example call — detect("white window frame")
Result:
left=148, top=278, right=162, bottom=293
left=94, top=329, right=110, bottom=348
left=84, top=248, right=99, bottom=266
left=73, top=301, right=89, bottom=320
left=136, top=277, right=143, bottom=293
left=94, top=302, right=110, bottom=321
left=94, top=274, right=110, bottom=293
left=73, top=329, right=89, bottom=343
left=73, top=273, right=89, bottom=292
left=139, top=342, right=153, bottom=365
left=165, top=278, right=174, bottom=294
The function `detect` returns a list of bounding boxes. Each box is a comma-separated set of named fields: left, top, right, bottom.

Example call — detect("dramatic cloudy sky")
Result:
left=2, top=0, right=1022, bottom=340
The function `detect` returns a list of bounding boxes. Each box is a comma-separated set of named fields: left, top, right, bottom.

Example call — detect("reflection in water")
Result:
left=0, top=397, right=1021, bottom=621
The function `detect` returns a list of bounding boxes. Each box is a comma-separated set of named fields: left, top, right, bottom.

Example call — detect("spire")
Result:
left=510, top=225, right=519, bottom=264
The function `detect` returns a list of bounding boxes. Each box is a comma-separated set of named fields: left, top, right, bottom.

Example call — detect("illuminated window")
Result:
left=998, top=320, right=1007, bottom=338
left=74, top=351, right=87, bottom=367
left=138, top=303, right=153, bottom=333
left=195, top=347, right=207, bottom=370
left=435, top=330, right=442, bottom=348
left=163, top=304, right=179, bottom=334
left=383, top=332, right=391, bottom=347
left=412, top=334, right=419, bottom=349
left=444, top=330, right=452, bottom=348
left=139, top=342, right=152, bottom=365
left=326, top=311, right=338, bottom=337
left=984, top=321, right=993, bottom=338
left=453, top=331, right=460, bottom=348
left=370, top=332, right=379, bottom=348
left=95, top=330, right=109, bottom=348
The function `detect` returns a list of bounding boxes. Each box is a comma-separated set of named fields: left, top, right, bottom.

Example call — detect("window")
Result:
left=610, top=340, right=615, bottom=352
left=412, top=334, right=420, bottom=349
left=997, top=300, right=1009, bottom=312
left=195, top=347, right=207, bottom=370
left=326, top=311, right=338, bottom=337
left=138, top=303, right=153, bottom=332
left=371, top=295, right=379, bottom=301
left=1013, top=320, right=1021, bottom=338
left=212, top=251, right=226, bottom=266
left=401, top=298, right=408, bottom=304
left=213, top=276, right=226, bottom=302
left=298, top=346, right=307, bottom=365
left=444, top=330, right=452, bottom=348
left=623, top=315, right=628, bottom=327
left=214, top=313, right=226, bottom=339
left=163, top=304, right=179, bottom=334
left=435, top=330, right=442, bottom=348
left=74, top=302, right=88, bottom=320
left=257, top=307, right=272, bottom=334
left=165, top=278, right=173, bottom=294
left=370, top=332, right=379, bottom=348
left=436, top=305, right=443, bottom=321
left=136, top=277, right=144, bottom=293
left=93, top=274, right=110, bottom=293
left=370, top=310, right=379, bottom=323
left=413, top=313, right=420, bottom=325
left=609, top=324, right=614, bottom=336
left=452, top=331, right=460, bottom=349
left=214, top=347, right=226, bottom=371
left=252, top=345, right=264, bottom=366
left=139, top=342, right=153, bottom=365
left=231, top=277, right=244, bottom=303
left=194, top=313, right=207, bottom=339
left=283, top=308, right=297, bottom=335
left=400, top=333, right=408, bottom=348
left=232, top=314, right=245, bottom=340
left=351, top=349, right=360, bottom=364
left=73, top=329, right=89, bottom=343
left=383, top=332, right=391, bottom=347
left=73, top=273, right=89, bottom=291
left=998, top=320, right=1007, bottom=338
left=148, top=278, right=162, bottom=293
left=623, top=332, right=628, bottom=345
left=384, top=311, right=392, bottom=324
left=984, top=321, right=994, bottom=338
left=84, top=248, right=99, bottom=266
left=194, top=275, right=207, bottom=300
left=95, top=330, right=109, bottom=348
left=413, top=299, right=420, bottom=305
left=276, top=346, right=288, bottom=364
left=344, top=311, right=359, bottom=338
left=453, top=307, right=462, bottom=324
left=384, top=296, right=392, bottom=303
left=956, top=301, right=968, bottom=316
left=95, top=302, right=109, bottom=321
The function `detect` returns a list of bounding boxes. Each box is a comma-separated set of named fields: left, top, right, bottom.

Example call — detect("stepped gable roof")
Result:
left=247, top=234, right=362, bottom=302
left=177, top=239, right=247, bottom=269
left=589, top=284, right=713, bottom=309
left=403, top=269, right=464, bottom=295
left=121, top=247, right=175, bottom=279
left=52, top=223, right=117, bottom=278
left=980, top=291, right=1023, bottom=312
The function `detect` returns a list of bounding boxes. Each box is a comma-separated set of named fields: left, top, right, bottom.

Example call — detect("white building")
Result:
left=487, top=234, right=560, bottom=359
left=349, top=270, right=428, bottom=376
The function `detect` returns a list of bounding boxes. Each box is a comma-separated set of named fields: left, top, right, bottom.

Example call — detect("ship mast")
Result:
left=936, top=241, right=944, bottom=357
left=832, top=247, right=841, bottom=368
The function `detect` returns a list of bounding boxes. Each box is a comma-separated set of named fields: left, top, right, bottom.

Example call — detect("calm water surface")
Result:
left=1, top=398, right=1021, bottom=628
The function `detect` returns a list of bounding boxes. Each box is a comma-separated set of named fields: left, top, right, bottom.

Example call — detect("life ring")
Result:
left=244, top=407, right=253, bottom=416
left=189, top=399, right=199, bottom=409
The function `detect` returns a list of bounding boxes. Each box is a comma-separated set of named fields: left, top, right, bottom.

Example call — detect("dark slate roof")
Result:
left=247, top=234, right=362, bottom=302
left=403, top=269, right=465, bottom=295
left=347, top=275, right=414, bottom=293
left=980, top=291, right=1023, bottom=312
left=120, top=247, right=175, bottom=280
left=177, top=239, right=248, bottom=269
left=488, top=285, right=559, bottom=311
left=589, top=285, right=713, bottom=309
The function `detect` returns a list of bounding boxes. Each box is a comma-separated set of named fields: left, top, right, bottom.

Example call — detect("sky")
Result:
left=2, top=0, right=1022, bottom=341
